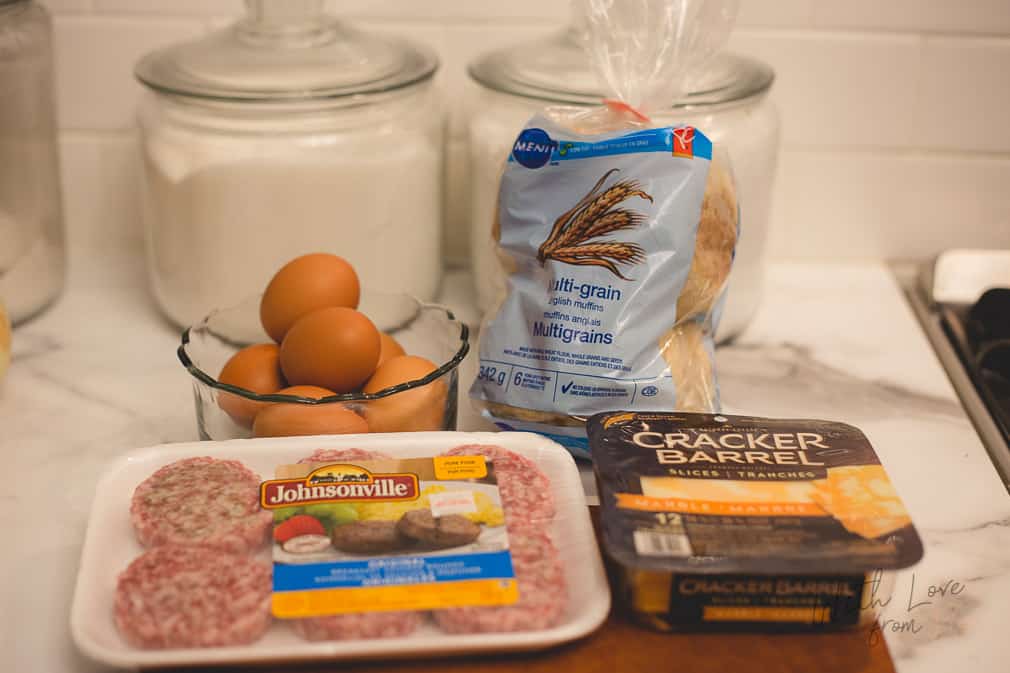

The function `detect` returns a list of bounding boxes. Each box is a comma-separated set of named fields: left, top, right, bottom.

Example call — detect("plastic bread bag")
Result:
left=470, top=0, right=741, bottom=457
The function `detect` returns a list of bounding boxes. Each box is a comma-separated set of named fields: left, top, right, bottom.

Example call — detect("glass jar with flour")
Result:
left=0, top=0, right=65, bottom=325
left=136, top=0, right=442, bottom=327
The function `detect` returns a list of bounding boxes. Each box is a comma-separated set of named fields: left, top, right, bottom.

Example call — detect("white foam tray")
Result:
left=71, top=432, right=610, bottom=668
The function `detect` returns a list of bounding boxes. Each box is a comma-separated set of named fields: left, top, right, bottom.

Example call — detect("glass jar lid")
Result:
left=469, top=26, right=773, bottom=110
left=135, top=0, right=437, bottom=103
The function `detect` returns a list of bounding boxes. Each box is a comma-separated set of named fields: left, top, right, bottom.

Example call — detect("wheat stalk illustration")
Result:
left=537, top=169, right=652, bottom=280
left=579, top=209, right=646, bottom=240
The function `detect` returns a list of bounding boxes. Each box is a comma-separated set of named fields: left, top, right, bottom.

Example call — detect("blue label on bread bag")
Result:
left=511, top=128, right=557, bottom=169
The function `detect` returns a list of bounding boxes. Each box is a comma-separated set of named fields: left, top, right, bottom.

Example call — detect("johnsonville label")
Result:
left=260, top=457, right=517, bottom=618
left=262, top=465, right=419, bottom=505
left=588, top=412, right=924, bottom=575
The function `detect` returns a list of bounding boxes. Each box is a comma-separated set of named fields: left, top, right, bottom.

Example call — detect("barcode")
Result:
left=633, top=530, right=692, bottom=557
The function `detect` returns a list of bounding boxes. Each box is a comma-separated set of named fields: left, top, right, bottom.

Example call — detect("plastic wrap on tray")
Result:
left=70, top=433, right=608, bottom=668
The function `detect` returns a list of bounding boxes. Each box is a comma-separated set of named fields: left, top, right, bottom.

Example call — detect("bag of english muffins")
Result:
left=470, top=0, right=741, bottom=457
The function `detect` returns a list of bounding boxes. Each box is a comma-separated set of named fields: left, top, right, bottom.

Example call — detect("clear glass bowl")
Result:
left=177, top=292, right=469, bottom=440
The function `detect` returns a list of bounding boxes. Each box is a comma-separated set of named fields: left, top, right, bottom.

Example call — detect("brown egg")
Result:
left=362, top=355, right=447, bottom=433
left=280, top=307, right=380, bottom=393
left=253, top=384, right=368, bottom=437
left=217, top=343, right=286, bottom=426
left=274, top=385, right=335, bottom=399
left=260, top=253, right=360, bottom=343
left=376, top=332, right=406, bottom=368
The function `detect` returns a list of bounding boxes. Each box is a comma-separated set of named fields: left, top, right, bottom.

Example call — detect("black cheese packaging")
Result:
left=588, top=411, right=923, bottom=632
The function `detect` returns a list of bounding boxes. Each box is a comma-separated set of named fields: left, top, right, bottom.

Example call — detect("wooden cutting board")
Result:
left=270, top=620, right=895, bottom=673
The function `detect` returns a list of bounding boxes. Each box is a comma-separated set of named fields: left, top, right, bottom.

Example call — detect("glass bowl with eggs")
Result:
left=177, top=254, right=469, bottom=440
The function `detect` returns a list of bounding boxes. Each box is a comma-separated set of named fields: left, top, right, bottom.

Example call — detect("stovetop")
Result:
left=938, top=289, right=1010, bottom=444
left=901, top=253, right=1010, bottom=490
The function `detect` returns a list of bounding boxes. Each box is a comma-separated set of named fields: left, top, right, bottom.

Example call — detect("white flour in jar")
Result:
left=141, top=110, right=442, bottom=328
left=0, top=6, right=66, bottom=325
left=0, top=137, right=65, bottom=324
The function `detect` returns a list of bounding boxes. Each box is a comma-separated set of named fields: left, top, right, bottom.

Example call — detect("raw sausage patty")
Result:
left=396, top=509, right=481, bottom=549
left=114, top=545, right=272, bottom=649
left=298, top=448, right=391, bottom=464
left=330, top=520, right=410, bottom=554
left=130, top=457, right=272, bottom=554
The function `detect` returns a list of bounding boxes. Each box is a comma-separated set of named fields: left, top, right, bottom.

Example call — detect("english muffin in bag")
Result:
left=470, top=0, right=741, bottom=456
left=471, top=111, right=737, bottom=456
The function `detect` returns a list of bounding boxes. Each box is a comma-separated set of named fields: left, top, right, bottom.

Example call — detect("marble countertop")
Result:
left=3, top=245, right=1009, bottom=672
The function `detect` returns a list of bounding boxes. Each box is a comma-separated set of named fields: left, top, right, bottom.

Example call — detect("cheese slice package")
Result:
left=588, top=411, right=924, bottom=632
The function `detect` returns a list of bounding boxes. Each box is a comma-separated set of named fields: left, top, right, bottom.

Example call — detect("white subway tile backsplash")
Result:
left=355, top=19, right=553, bottom=138
left=769, top=150, right=912, bottom=259
left=729, top=30, right=923, bottom=150
left=768, top=149, right=1010, bottom=260
left=918, top=37, right=1010, bottom=153
left=736, top=0, right=813, bottom=29
left=58, top=132, right=141, bottom=249
left=913, top=154, right=1010, bottom=248
left=33, top=0, right=1010, bottom=263
left=437, top=23, right=555, bottom=137
left=64, top=0, right=1010, bottom=36
left=813, top=0, right=1010, bottom=36
left=351, top=19, right=447, bottom=56
left=51, top=16, right=203, bottom=131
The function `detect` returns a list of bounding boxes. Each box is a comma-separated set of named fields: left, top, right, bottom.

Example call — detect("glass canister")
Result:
left=465, top=26, right=779, bottom=342
left=136, top=0, right=442, bottom=328
left=0, top=0, right=65, bottom=325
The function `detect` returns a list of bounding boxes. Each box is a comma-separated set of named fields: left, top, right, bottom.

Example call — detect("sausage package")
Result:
left=266, top=456, right=518, bottom=618
left=588, top=411, right=924, bottom=632
left=470, top=1, right=740, bottom=456
left=70, top=433, right=609, bottom=668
